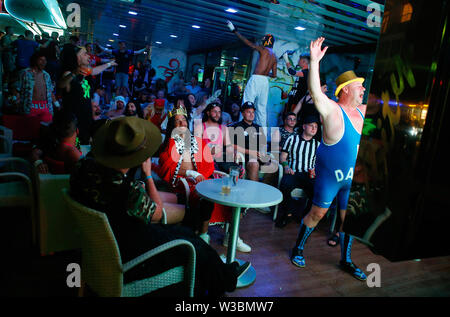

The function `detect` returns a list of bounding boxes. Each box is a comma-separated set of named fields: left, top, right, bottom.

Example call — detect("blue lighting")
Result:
left=226, top=8, right=238, bottom=13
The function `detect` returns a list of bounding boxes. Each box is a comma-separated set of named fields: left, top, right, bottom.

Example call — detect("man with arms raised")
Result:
left=227, top=21, right=277, bottom=128
left=290, top=37, right=367, bottom=281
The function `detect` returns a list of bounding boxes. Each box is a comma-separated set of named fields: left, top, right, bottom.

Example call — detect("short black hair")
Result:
left=30, top=51, right=46, bottom=67
left=52, top=111, right=78, bottom=139
left=24, top=30, right=33, bottom=37
left=283, top=112, right=297, bottom=121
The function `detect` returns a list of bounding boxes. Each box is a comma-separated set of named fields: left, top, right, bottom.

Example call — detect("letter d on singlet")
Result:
left=335, top=169, right=344, bottom=182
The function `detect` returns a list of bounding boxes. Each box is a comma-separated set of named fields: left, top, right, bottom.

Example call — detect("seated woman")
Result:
left=156, top=105, right=215, bottom=243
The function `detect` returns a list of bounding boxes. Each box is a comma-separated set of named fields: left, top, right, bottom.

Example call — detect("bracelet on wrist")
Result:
left=281, top=161, right=288, bottom=167
left=145, top=175, right=153, bottom=180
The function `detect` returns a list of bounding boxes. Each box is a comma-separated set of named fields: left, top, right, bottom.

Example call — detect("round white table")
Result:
left=195, top=178, right=282, bottom=288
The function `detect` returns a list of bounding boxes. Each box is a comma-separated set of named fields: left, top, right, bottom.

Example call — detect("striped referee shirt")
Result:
left=281, top=135, right=320, bottom=173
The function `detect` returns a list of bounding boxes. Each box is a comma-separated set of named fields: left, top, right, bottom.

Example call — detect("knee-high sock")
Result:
left=340, top=232, right=354, bottom=263
left=294, top=219, right=314, bottom=252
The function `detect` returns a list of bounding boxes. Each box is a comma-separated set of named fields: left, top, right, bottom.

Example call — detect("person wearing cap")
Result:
left=106, top=95, right=126, bottom=119
left=275, top=115, right=320, bottom=228
left=226, top=21, right=277, bottom=128
left=58, top=45, right=117, bottom=144
left=70, top=116, right=250, bottom=296
left=290, top=37, right=367, bottom=282
left=145, top=98, right=168, bottom=132
left=229, top=101, right=270, bottom=182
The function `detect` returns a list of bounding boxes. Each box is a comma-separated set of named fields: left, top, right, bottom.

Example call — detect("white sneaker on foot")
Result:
left=223, top=235, right=251, bottom=253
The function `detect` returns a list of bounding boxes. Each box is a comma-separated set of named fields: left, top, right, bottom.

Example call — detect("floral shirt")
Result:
left=70, top=156, right=157, bottom=225
left=18, top=68, right=54, bottom=114
left=279, top=126, right=299, bottom=149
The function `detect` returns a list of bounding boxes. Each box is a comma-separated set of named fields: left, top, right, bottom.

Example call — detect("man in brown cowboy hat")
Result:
left=70, top=117, right=250, bottom=296
left=290, top=37, right=368, bottom=281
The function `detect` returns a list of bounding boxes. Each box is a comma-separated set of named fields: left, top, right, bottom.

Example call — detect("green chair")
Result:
left=62, top=188, right=196, bottom=297
left=37, top=174, right=81, bottom=255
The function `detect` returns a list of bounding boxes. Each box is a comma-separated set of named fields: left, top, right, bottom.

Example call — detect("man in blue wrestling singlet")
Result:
left=290, top=37, right=368, bottom=281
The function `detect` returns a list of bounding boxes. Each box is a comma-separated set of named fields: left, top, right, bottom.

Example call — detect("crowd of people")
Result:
left=0, top=23, right=369, bottom=296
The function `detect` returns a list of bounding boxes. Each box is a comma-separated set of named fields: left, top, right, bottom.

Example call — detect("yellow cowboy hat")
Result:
left=334, top=70, right=365, bottom=97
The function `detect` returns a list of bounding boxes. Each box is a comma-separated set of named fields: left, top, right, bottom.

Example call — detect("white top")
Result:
left=195, top=179, right=282, bottom=208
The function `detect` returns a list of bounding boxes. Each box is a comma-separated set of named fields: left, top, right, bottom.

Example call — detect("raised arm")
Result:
left=91, top=61, right=117, bottom=76
left=282, top=52, right=304, bottom=77
left=96, top=42, right=112, bottom=54
left=292, top=95, right=306, bottom=115
left=134, top=45, right=149, bottom=55
left=33, top=18, right=45, bottom=35
left=227, top=21, right=263, bottom=53
left=308, top=37, right=334, bottom=118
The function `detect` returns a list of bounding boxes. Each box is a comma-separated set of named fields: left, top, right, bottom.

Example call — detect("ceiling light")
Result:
left=113, top=33, right=119, bottom=36
left=192, top=25, right=200, bottom=29
left=108, top=39, right=114, bottom=42
left=155, top=41, right=162, bottom=44
left=106, top=44, right=111, bottom=47
left=170, top=34, right=178, bottom=38
left=295, top=26, right=305, bottom=31
left=226, top=8, right=238, bottom=13
left=233, top=57, right=239, bottom=60
left=128, top=11, right=138, bottom=15
left=119, top=25, right=126, bottom=28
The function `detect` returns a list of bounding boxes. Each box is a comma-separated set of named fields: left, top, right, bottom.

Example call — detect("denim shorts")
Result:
left=115, top=72, right=129, bottom=89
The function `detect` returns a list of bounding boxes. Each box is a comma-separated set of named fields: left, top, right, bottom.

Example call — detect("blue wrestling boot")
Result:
left=339, top=232, right=367, bottom=281
left=290, top=219, right=314, bottom=268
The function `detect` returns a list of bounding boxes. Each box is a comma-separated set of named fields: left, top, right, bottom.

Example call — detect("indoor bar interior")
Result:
left=0, top=0, right=449, bottom=300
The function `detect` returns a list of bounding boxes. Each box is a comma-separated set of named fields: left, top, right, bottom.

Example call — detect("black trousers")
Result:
left=116, top=219, right=237, bottom=297
left=278, top=171, right=314, bottom=220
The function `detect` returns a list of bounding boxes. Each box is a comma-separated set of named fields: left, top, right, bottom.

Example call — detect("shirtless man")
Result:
left=227, top=21, right=277, bottom=127
left=290, top=37, right=368, bottom=281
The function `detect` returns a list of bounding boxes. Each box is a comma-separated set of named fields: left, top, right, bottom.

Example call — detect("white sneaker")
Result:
left=223, top=235, right=251, bottom=253
left=199, top=233, right=210, bottom=244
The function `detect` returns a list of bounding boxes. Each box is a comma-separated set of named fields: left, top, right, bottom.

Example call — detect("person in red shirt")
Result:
left=156, top=106, right=215, bottom=243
